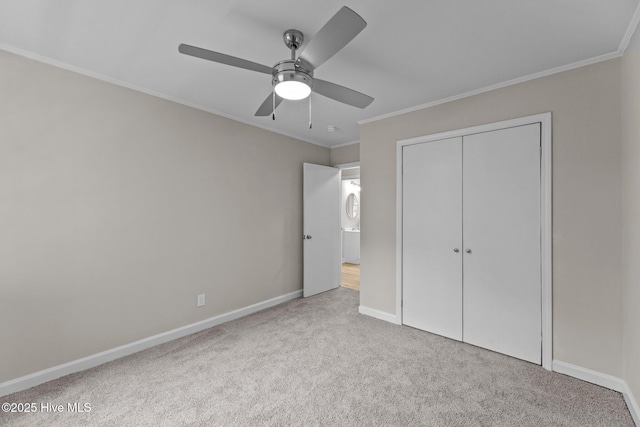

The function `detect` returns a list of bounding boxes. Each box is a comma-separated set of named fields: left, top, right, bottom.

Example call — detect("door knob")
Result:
left=466, top=249, right=472, bottom=254
left=453, top=248, right=459, bottom=253
left=306, top=235, right=312, bottom=240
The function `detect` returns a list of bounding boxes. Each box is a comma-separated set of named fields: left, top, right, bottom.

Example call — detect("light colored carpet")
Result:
left=1, top=288, right=634, bottom=426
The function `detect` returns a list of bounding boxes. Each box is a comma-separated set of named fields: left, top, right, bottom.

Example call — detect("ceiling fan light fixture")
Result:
left=272, top=60, right=312, bottom=100
left=275, top=80, right=311, bottom=100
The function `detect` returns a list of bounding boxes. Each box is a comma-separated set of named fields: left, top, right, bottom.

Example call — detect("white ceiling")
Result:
left=1, top=0, right=638, bottom=147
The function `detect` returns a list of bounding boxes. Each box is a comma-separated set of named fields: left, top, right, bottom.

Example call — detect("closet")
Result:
left=402, top=123, right=542, bottom=364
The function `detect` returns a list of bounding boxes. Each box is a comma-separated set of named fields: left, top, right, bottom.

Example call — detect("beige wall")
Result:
left=330, top=143, right=360, bottom=165
left=0, top=50, right=330, bottom=383
left=360, top=59, right=623, bottom=376
left=341, top=168, right=360, bottom=179
left=622, top=24, right=640, bottom=407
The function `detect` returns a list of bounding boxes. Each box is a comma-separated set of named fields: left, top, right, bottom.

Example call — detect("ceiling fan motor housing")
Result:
left=272, top=60, right=313, bottom=91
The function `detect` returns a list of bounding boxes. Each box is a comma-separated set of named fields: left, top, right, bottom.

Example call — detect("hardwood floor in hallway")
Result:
left=341, top=263, right=360, bottom=291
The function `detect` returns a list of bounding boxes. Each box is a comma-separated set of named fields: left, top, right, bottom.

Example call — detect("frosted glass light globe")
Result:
left=274, top=80, right=311, bottom=100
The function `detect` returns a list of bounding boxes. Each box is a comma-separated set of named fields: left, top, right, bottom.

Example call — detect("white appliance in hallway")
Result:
left=342, top=229, right=360, bottom=264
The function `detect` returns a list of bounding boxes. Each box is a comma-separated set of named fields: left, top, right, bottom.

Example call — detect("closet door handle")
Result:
left=465, top=249, right=472, bottom=254
left=453, top=248, right=460, bottom=253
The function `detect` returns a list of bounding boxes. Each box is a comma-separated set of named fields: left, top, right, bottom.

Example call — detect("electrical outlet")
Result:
left=197, top=293, right=205, bottom=307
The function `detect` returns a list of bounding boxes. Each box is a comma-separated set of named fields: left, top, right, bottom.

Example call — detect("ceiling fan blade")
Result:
left=296, top=6, right=366, bottom=71
left=313, top=78, right=373, bottom=109
left=178, top=44, right=273, bottom=75
left=255, top=92, right=284, bottom=116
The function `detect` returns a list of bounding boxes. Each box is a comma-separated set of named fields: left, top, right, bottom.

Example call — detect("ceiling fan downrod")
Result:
left=283, top=29, right=303, bottom=60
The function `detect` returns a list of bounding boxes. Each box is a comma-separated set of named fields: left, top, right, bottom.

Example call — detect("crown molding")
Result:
left=331, top=140, right=360, bottom=149
left=0, top=44, right=331, bottom=148
left=359, top=50, right=621, bottom=125
left=618, top=1, right=640, bottom=54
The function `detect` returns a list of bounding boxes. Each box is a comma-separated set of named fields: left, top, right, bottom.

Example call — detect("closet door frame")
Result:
left=395, top=112, right=552, bottom=370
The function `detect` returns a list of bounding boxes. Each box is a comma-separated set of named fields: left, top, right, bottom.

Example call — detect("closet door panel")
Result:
left=402, top=137, right=463, bottom=340
left=462, top=124, right=541, bottom=364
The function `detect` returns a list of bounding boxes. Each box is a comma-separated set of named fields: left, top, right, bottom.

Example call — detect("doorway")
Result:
left=340, top=165, right=360, bottom=291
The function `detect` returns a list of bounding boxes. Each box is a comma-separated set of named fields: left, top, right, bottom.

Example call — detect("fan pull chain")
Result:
left=308, top=93, right=312, bottom=129
left=272, top=90, right=276, bottom=121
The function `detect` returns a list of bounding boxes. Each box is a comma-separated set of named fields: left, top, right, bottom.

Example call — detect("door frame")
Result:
left=395, top=112, right=552, bottom=370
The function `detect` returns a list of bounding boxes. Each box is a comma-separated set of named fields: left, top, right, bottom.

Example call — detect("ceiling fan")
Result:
left=178, top=6, right=374, bottom=121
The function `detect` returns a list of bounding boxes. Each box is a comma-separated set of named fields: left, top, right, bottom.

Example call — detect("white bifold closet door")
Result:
left=402, top=123, right=541, bottom=364
left=403, top=137, right=463, bottom=341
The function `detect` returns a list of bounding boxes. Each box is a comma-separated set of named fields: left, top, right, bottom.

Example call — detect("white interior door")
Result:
left=402, top=137, right=463, bottom=340
left=462, top=124, right=541, bottom=364
left=303, top=163, right=341, bottom=297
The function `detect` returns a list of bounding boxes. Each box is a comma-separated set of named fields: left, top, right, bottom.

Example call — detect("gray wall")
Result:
left=330, top=143, right=360, bottom=165
left=360, top=59, right=623, bottom=377
left=622, top=23, right=640, bottom=409
left=0, top=50, right=330, bottom=383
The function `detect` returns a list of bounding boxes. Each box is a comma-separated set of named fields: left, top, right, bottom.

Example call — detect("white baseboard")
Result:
left=553, top=360, right=639, bottom=425
left=0, top=290, right=302, bottom=398
left=359, top=305, right=400, bottom=325
left=623, top=385, right=640, bottom=426
left=552, top=360, right=626, bottom=392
